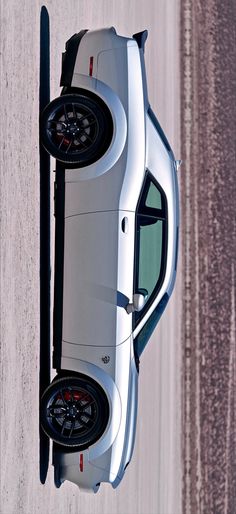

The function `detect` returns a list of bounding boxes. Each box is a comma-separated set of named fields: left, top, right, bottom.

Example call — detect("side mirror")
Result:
left=175, top=159, right=182, bottom=171
left=126, top=293, right=146, bottom=314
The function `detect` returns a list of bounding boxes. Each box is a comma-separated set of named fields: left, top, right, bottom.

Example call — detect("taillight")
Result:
left=80, top=454, right=84, bottom=472
left=89, top=56, right=94, bottom=76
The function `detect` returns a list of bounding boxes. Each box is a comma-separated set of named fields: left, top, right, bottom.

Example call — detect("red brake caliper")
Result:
left=56, top=390, right=86, bottom=402
left=56, top=134, right=70, bottom=145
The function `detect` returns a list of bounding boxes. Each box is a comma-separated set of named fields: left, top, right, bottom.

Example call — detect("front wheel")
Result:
left=40, top=375, right=109, bottom=449
left=40, top=93, right=113, bottom=167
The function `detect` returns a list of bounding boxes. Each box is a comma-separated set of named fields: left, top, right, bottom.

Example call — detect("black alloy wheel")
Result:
left=40, top=375, right=109, bottom=448
left=40, top=93, right=113, bottom=166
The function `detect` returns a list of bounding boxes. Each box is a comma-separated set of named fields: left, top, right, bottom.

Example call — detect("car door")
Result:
left=62, top=210, right=134, bottom=347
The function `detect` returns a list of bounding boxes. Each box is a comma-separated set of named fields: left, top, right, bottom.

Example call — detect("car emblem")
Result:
left=101, top=355, right=110, bottom=364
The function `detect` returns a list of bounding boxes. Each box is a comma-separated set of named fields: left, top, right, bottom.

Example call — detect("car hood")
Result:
left=111, top=355, right=139, bottom=488
left=55, top=339, right=139, bottom=492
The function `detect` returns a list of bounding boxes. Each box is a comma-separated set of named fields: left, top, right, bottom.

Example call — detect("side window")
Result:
left=145, top=181, right=162, bottom=210
left=134, top=173, right=167, bottom=327
left=136, top=216, right=163, bottom=301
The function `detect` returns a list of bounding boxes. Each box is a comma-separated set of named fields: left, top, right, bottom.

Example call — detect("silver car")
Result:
left=40, top=27, right=180, bottom=493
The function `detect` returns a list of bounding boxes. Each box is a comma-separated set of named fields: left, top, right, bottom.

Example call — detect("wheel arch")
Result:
left=61, top=76, right=127, bottom=180
left=59, top=358, right=122, bottom=460
left=40, top=91, right=114, bottom=166
left=40, top=372, right=110, bottom=449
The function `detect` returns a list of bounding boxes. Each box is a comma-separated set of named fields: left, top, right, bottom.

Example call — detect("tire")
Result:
left=40, top=93, right=113, bottom=166
left=40, top=375, right=109, bottom=449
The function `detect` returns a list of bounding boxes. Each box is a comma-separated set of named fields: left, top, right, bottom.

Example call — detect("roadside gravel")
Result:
left=181, top=1, right=236, bottom=512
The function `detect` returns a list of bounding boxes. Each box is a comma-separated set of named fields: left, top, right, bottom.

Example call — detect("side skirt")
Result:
left=53, top=164, right=65, bottom=370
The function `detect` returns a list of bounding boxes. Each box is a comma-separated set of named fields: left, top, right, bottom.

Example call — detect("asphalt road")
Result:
left=0, top=1, right=181, bottom=513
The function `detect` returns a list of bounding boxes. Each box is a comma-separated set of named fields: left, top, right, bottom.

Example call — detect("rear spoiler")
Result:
left=132, top=30, right=148, bottom=52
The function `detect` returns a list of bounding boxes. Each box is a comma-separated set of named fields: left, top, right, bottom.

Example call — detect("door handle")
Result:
left=121, top=216, right=128, bottom=234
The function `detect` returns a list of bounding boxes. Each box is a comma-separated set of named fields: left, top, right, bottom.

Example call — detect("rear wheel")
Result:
left=40, top=93, right=113, bottom=166
left=40, top=375, right=109, bottom=449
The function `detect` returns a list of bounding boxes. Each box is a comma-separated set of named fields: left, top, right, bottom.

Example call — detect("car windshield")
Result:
left=134, top=173, right=167, bottom=327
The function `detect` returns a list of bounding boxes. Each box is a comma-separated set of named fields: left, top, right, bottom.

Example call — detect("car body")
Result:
left=40, top=27, right=180, bottom=493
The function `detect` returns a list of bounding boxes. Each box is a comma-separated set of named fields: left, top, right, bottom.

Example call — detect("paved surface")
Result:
left=0, top=1, right=181, bottom=514
left=180, top=1, right=236, bottom=513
